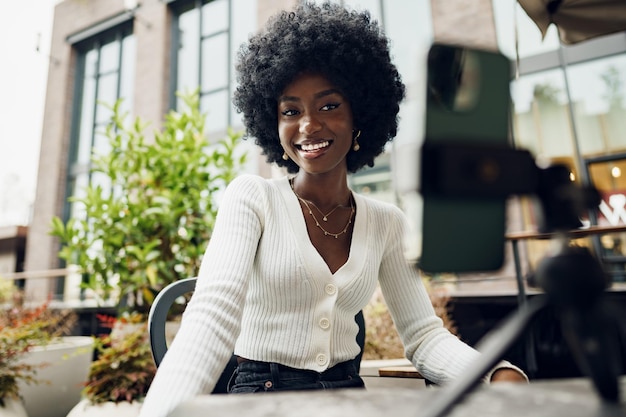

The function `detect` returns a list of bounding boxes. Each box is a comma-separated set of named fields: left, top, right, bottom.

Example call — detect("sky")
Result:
left=0, top=0, right=58, bottom=226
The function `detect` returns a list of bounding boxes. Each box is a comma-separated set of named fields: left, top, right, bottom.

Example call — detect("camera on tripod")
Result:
left=418, top=43, right=601, bottom=275
left=416, top=43, right=624, bottom=417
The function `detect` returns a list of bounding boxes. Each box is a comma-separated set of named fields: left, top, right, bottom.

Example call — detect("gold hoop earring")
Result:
left=282, top=152, right=289, bottom=160
left=352, top=130, right=361, bottom=151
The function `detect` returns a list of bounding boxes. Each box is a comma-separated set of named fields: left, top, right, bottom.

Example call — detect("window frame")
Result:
left=168, top=0, right=233, bottom=137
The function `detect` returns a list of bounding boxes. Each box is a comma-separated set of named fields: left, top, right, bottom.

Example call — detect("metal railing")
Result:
left=1, top=267, right=87, bottom=305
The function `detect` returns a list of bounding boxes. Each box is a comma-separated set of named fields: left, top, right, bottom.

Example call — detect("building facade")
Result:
left=24, top=0, right=626, bottom=301
left=25, top=0, right=438, bottom=300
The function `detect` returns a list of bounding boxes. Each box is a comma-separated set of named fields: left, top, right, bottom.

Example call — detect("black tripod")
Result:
left=419, top=146, right=625, bottom=417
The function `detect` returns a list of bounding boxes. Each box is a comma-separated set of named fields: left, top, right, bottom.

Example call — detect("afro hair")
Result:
left=233, top=1, right=406, bottom=173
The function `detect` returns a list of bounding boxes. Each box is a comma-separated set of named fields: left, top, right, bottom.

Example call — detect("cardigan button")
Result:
left=316, top=353, right=328, bottom=366
left=325, top=284, right=336, bottom=295
left=319, top=318, right=330, bottom=329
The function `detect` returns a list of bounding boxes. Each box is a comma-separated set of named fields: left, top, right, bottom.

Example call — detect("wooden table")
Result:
left=506, top=224, right=626, bottom=306
left=378, top=365, right=423, bottom=379
left=506, top=224, right=626, bottom=242
left=168, top=376, right=626, bottom=417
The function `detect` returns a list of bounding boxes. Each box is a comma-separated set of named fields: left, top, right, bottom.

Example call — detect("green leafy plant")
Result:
left=50, top=90, right=246, bottom=316
left=0, top=292, right=77, bottom=405
left=81, top=313, right=155, bottom=404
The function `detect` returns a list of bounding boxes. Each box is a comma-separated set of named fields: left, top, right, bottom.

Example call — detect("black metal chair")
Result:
left=148, top=277, right=366, bottom=393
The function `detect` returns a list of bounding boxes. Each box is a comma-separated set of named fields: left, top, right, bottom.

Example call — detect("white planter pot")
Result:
left=66, top=399, right=143, bottom=417
left=0, top=397, right=28, bottom=417
left=18, top=336, right=95, bottom=417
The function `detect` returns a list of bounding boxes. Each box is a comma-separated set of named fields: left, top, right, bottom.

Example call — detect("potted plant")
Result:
left=0, top=288, right=88, bottom=417
left=67, top=313, right=154, bottom=417
left=50, top=89, right=246, bottom=318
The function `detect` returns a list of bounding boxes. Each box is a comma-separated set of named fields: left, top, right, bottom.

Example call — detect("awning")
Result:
left=518, top=0, right=626, bottom=44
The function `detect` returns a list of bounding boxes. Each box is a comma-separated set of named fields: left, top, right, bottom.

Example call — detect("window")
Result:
left=493, top=0, right=626, bottom=285
left=508, top=36, right=626, bottom=234
left=512, top=68, right=572, bottom=161
left=67, top=24, right=135, bottom=223
left=567, top=57, right=626, bottom=156
left=171, top=0, right=257, bottom=136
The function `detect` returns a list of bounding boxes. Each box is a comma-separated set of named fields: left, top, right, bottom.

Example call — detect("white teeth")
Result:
left=300, top=141, right=330, bottom=151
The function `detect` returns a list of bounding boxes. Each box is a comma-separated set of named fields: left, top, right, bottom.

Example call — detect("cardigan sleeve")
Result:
left=377, top=206, right=483, bottom=385
left=138, top=175, right=265, bottom=417
left=378, top=206, right=527, bottom=385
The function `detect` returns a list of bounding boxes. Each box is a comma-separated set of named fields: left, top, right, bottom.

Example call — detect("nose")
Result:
left=299, top=114, right=322, bottom=136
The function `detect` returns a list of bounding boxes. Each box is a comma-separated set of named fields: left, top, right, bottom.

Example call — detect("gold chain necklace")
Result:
left=290, top=178, right=355, bottom=239
left=308, top=201, right=343, bottom=222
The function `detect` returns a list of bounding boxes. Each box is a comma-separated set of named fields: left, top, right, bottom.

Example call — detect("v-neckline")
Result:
left=278, top=176, right=366, bottom=283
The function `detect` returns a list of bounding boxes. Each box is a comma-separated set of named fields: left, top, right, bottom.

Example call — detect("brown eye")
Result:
left=320, top=103, right=340, bottom=111
left=281, top=109, right=298, bottom=116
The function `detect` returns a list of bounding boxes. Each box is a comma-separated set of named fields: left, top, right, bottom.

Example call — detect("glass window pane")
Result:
left=383, top=0, right=432, bottom=90
left=84, top=49, right=98, bottom=78
left=177, top=7, right=201, bottom=93
left=95, top=72, right=118, bottom=124
left=566, top=56, right=626, bottom=155
left=92, top=126, right=111, bottom=159
left=201, top=33, right=228, bottom=91
left=69, top=173, right=89, bottom=221
left=201, top=89, right=229, bottom=134
left=231, top=0, right=256, bottom=71
left=90, top=171, right=112, bottom=198
left=230, top=0, right=257, bottom=130
left=229, top=81, right=242, bottom=127
left=77, top=77, right=96, bottom=165
left=589, top=159, right=626, bottom=196
left=99, top=40, right=120, bottom=74
left=492, top=1, right=560, bottom=60
left=202, top=0, right=229, bottom=36
left=350, top=154, right=393, bottom=202
left=394, top=96, right=422, bottom=147
left=511, top=69, right=573, bottom=160
left=119, top=34, right=136, bottom=115
left=586, top=156, right=626, bottom=283
left=345, top=0, right=381, bottom=21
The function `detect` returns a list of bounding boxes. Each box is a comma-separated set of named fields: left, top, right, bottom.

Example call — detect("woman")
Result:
left=138, top=3, right=526, bottom=416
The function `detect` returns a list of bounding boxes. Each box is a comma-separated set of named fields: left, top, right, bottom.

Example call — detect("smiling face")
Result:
left=277, top=72, right=354, bottom=176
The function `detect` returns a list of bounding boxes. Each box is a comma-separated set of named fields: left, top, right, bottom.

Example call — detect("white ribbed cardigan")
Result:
left=139, top=174, right=501, bottom=417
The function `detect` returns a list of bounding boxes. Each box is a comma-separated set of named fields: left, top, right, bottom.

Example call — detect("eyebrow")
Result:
left=278, top=88, right=343, bottom=103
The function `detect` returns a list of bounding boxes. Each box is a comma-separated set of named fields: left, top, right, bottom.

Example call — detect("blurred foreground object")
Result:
left=518, top=0, right=626, bottom=44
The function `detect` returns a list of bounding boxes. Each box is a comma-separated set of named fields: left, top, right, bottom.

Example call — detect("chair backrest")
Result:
left=148, top=276, right=197, bottom=367
left=148, top=277, right=367, bottom=392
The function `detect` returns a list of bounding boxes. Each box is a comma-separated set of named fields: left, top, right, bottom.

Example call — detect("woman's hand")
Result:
left=490, top=368, right=528, bottom=383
